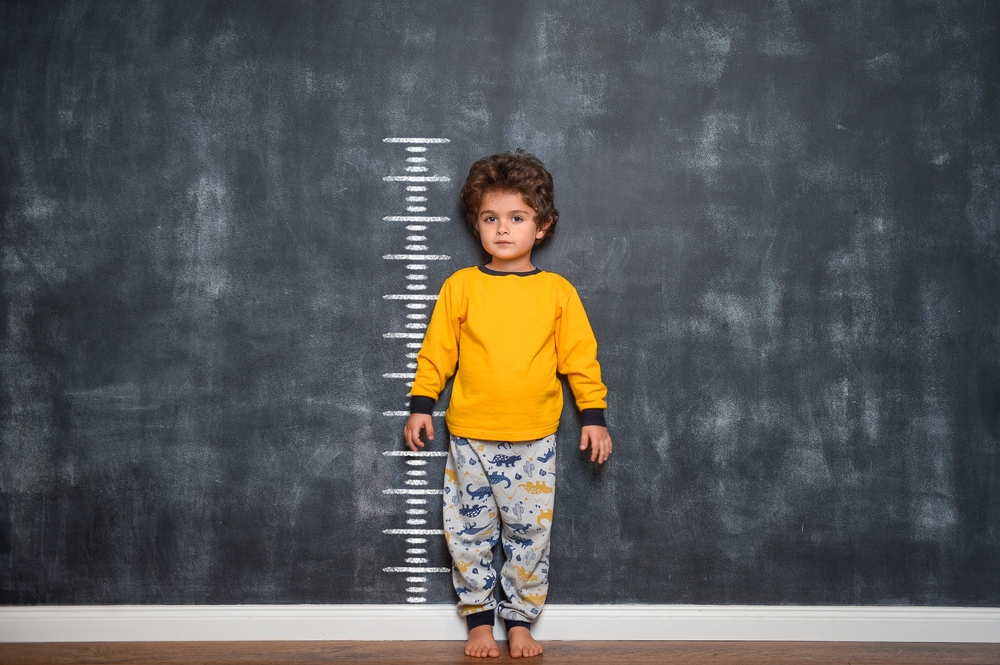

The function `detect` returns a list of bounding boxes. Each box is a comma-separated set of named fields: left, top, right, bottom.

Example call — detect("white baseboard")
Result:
left=1, top=604, right=998, bottom=643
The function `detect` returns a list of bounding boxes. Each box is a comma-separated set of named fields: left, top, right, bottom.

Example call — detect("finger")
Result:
left=407, top=425, right=425, bottom=450
left=579, top=431, right=589, bottom=451
left=594, top=437, right=608, bottom=464
left=426, top=421, right=435, bottom=441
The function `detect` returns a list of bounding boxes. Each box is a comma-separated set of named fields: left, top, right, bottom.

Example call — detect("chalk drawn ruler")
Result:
left=380, top=137, right=451, bottom=603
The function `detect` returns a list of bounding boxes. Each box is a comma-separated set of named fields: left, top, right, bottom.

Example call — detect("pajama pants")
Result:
left=443, top=435, right=556, bottom=624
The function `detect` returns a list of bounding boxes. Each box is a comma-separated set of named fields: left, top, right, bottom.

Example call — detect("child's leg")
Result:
left=493, top=435, right=556, bottom=657
left=443, top=435, right=501, bottom=652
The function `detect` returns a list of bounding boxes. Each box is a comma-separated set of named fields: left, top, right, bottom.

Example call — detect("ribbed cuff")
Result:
left=466, top=610, right=496, bottom=630
left=503, top=618, right=532, bottom=632
left=580, top=408, right=606, bottom=427
left=409, top=395, right=435, bottom=415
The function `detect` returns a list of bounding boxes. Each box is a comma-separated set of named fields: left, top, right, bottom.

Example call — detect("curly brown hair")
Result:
left=460, top=149, right=559, bottom=245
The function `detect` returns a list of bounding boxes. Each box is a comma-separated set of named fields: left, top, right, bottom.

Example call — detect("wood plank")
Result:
left=1, top=641, right=999, bottom=665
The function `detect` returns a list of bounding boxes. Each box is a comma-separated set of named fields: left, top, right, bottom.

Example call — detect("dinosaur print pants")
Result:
left=443, top=435, right=556, bottom=624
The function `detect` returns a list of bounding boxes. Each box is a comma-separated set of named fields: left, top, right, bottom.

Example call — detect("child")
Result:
left=403, top=149, right=612, bottom=659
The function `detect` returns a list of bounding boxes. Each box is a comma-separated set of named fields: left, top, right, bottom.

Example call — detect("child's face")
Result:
left=476, top=190, right=549, bottom=271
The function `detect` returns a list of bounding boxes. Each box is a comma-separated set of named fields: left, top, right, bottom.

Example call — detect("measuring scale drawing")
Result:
left=379, top=137, right=452, bottom=603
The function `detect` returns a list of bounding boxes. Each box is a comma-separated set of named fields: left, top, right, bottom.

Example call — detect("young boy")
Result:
left=403, top=150, right=612, bottom=659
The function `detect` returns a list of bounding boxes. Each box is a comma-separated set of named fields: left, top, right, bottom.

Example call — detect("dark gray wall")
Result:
left=2, top=0, right=998, bottom=606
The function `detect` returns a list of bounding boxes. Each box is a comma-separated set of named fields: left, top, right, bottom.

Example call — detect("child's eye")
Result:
left=483, top=215, right=496, bottom=222
left=512, top=216, right=523, bottom=222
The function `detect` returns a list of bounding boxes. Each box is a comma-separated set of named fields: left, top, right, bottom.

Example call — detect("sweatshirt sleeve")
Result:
left=410, top=277, right=462, bottom=405
left=555, top=286, right=608, bottom=413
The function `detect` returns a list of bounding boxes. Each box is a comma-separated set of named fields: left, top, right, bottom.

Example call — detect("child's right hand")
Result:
left=404, top=413, right=434, bottom=451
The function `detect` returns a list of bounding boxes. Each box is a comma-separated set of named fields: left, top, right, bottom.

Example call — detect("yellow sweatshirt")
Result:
left=410, top=266, right=607, bottom=441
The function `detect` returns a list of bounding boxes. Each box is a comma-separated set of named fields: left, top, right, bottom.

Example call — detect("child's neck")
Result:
left=485, top=256, right=535, bottom=273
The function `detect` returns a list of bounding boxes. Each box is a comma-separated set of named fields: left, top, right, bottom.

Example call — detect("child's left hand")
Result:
left=580, top=425, right=613, bottom=464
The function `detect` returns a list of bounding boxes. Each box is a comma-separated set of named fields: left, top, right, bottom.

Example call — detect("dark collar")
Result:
left=477, top=265, right=542, bottom=277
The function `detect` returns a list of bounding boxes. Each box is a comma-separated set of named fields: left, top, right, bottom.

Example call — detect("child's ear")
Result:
left=535, top=218, right=552, bottom=243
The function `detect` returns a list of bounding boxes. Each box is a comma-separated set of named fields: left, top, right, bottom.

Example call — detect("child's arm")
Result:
left=555, top=286, right=612, bottom=464
left=404, top=413, right=434, bottom=451
left=403, top=278, right=461, bottom=450
left=555, top=288, right=607, bottom=408
left=580, top=425, right=612, bottom=464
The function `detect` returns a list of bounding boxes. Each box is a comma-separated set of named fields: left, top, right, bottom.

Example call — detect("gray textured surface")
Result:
left=2, top=0, right=998, bottom=605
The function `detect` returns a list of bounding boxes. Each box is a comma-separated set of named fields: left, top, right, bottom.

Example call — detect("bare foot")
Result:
left=508, top=626, right=543, bottom=658
left=465, top=624, right=500, bottom=658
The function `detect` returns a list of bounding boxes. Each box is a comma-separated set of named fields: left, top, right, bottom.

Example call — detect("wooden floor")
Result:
left=1, top=641, right=998, bottom=665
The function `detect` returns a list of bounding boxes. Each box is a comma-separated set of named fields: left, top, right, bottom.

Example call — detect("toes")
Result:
left=466, top=638, right=500, bottom=658
left=513, top=641, right=542, bottom=658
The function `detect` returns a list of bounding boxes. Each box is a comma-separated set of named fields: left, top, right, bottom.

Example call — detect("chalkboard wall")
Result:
left=2, top=0, right=998, bottom=606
